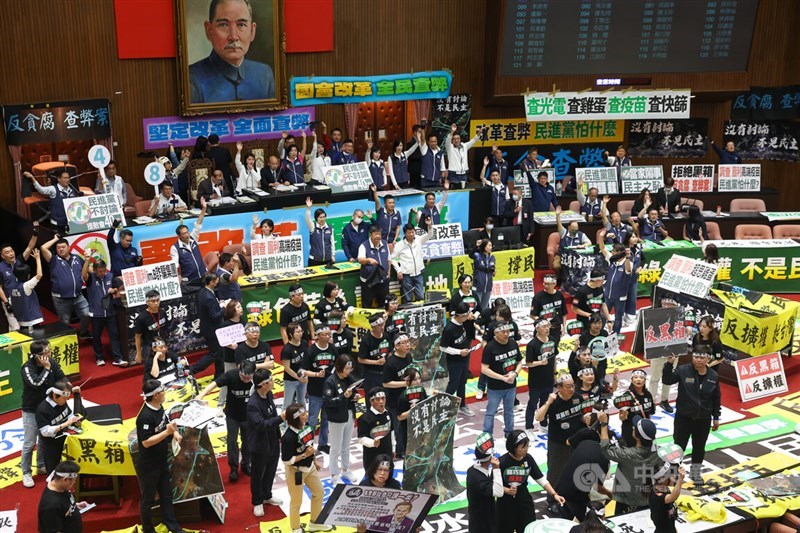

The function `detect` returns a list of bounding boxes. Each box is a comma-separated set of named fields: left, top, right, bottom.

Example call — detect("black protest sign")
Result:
left=627, top=119, right=708, bottom=158
left=431, top=94, right=471, bottom=145
left=402, top=305, right=447, bottom=390
left=632, top=306, right=689, bottom=360
left=2, top=98, right=111, bottom=145
left=403, top=393, right=464, bottom=502
left=723, top=120, right=800, bottom=162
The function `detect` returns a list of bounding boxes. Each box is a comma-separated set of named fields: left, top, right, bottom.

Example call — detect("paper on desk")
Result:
left=133, top=216, right=156, bottom=224
left=275, top=184, right=298, bottom=192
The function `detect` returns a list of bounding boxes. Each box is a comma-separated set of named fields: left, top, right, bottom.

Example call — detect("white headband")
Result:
left=370, top=317, right=385, bottom=327
left=46, top=469, right=78, bottom=483
left=370, top=391, right=386, bottom=400
left=292, top=408, right=306, bottom=420
left=652, top=462, right=673, bottom=482
left=290, top=288, right=304, bottom=296
left=142, top=385, right=165, bottom=398
left=46, top=387, right=71, bottom=398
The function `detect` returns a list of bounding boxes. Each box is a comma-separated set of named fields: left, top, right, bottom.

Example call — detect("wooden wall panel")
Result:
left=0, top=0, right=798, bottom=212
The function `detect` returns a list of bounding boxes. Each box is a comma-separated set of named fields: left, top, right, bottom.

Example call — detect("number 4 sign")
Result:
left=88, top=144, right=111, bottom=180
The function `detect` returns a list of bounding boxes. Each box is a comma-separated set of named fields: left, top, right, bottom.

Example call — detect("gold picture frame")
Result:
left=175, top=0, right=287, bottom=116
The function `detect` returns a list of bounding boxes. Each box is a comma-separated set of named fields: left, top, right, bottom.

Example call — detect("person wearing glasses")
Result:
left=36, top=379, right=81, bottom=475
left=247, top=369, right=285, bottom=517
left=662, top=350, right=721, bottom=485
left=134, top=290, right=172, bottom=366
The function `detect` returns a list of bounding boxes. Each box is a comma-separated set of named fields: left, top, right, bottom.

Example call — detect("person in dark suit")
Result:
left=206, top=134, right=234, bottom=193
left=196, top=169, right=232, bottom=206
left=505, top=186, right=535, bottom=245
left=190, top=272, right=225, bottom=378
left=260, top=156, right=285, bottom=189
left=655, top=176, right=682, bottom=215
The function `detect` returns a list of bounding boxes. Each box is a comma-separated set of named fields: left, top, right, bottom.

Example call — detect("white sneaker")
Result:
left=459, top=406, right=474, bottom=417
left=308, top=524, right=334, bottom=532
left=514, top=403, right=524, bottom=412
left=330, top=474, right=342, bottom=485
left=264, top=496, right=283, bottom=506
left=253, top=504, right=264, bottom=517
left=96, top=359, right=105, bottom=366
left=22, top=474, right=34, bottom=488
left=342, top=471, right=358, bottom=483
left=475, top=390, right=484, bottom=400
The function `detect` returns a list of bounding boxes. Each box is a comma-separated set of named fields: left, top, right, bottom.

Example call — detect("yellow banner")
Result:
left=0, top=331, right=31, bottom=348
left=451, top=247, right=535, bottom=283
left=712, top=289, right=800, bottom=315
left=63, top=419, right=138, bottom=476
left=469, top=118, right=623, bottom=147
left=42, top=333, right=80, bottom=376
left=720, top=306, right=796, bottom=356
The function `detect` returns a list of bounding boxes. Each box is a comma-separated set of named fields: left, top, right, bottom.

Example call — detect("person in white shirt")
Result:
left=148, top=182, right=187, bottom=217
left=365, top=139, right=398, bottom=190
left=444, top=123, right=481, bottom=188
left=391, top=223, right=433, bottom=303
left=23, top=170, right=80, bottom=232
left=235, top=142, right=263, bottom=194
left=250, top=215, right=276, bottom=241
left=309, top=132, right=331, bottom=185
left=386, top=139, right=419, bottom=188
left=94, top=161, right=127, bottom=207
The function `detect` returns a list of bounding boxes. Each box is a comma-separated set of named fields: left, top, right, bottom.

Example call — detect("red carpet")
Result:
left=4, top=279, right=800, bottom=531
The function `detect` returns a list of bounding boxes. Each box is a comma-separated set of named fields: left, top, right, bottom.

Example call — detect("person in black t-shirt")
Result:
left=382, top=334, right=412, bottom=458
left=314, top=280, right=351, bottom=324
left=449, top=274, right=480, bottom=340
left=525, top=319, right=557, bottom=431
left=196, top=360, right=256, bottom=482
left=36, top=380, right=81, bottom=474
left=443, top=303, right=475, bottom=417
left=358, top=387, right=393, bottom=469
left=617, top=369, right=656, bottom=447
left=38, top=461, right=87, bottom=533
left=144, top=337, right=188, bottom=384
left=358, top=313, right=391, bottom=395
left=466, top=432, right=502, bottom=533
left=650, top=462, right=685, bottom=533
left=134, top=290, right=171, bottom=365
left=477, top=301, right=522, bottom=401
left=530, top=273, right=568, bottom=335
left=280, top=283, right=315, bottom=344
left=323, top=355, right=362, bottom=484
left=572, top=270, right=610, bottom=330
left=359, top=454, right=402, bottom=489
left=497, top=430, right=564, bottom=532
left=383, top=294, right=406, bottom=345
left=135, top=379, right=185, bottom=533
left=303, top=323, right=338, bottom=455
left=481, top=321, right=523, bottom=437
left=281, top=323, right=309, bottom=407
left=247, top=369, right=285, bottom=517
left=535, top=373, right=583, bottom=514
left=328, top=309, right=354, bottom=356
left=555, top=439, right=611, bottom=522
left=235, top=322, right=274, bottom=371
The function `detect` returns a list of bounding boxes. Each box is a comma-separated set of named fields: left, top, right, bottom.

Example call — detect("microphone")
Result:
left=170, top=194, right=178, bottom=213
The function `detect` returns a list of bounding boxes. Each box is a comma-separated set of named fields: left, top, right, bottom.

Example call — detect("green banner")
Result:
left=637, top=240, right=800, bottom=296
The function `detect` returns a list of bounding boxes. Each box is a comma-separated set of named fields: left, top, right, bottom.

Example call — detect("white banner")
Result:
left=671, top=164, right=715, bottom=193
left=0, top=509, right=17, bottom=533
left=419, top=223, right=464, bottom=260
left=523, top=89, right=691, bottom=122
left=620, top=165, right=664, bottom=195
left=121, top=261, right=182, bottom=307
left=735, top=352, right=788, bottom=402
left=63, top=192, right=126, bottom=233
left=657, top=255, right=718, bottom=299
left=317, top=485, right=437, bottom=530
left=575, top=167, right=618, bottom=195
left=718, top=164, right=761, bottom=192
left=376, top=188, right=423, bottom=198
left=215, top=323, right=245, bottom=346
left=491, top=278, right=535, bottom=315
left=250, top=235, right=304, bottom=273
left=533, top=210, right=583, bottom=225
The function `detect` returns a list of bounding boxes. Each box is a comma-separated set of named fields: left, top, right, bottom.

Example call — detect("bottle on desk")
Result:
left=555, top=181, right=562, bottom=196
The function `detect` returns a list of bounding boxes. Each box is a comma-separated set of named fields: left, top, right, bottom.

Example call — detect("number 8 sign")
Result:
left=144, top=162, right=166, bottom=186
left=88, top=145, right=111, bottom=170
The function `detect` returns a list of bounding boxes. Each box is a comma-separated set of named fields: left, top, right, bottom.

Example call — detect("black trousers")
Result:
left=673, top=413, right=712, bottom=464
left=250, top=449, right=280, bottom=505
left=190, top=336, right=223, bottom=378
left=360, top=280, right=389, bottom=309
left=138, top=461, right=181, bottom=533
left=496, top=492, right=535, bottom=533
left=547, top=440, right=572, bottom=503
left=226, top=416, right=250, bottom=469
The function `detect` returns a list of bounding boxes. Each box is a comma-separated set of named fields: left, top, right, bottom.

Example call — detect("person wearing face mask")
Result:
left=556, top=206, right=591, bottom=253
left=656, top=177, right=682, bottom=215
left=480, top=163, right=509, bottom=225
left=342, top=209, right=371, bottom=262
left=196, top=360, right=257, bottom=482
left=505, top=186, right=534, bottom=244
left=476, top=217, right=498, bottom=250
left=576, top=176, right=602, bottom=220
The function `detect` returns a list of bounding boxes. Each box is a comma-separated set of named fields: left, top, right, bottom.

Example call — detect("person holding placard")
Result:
left=94, top=161, right=127, bottom=208
left=136, top=379, right=186, bottom=533
left=196, top=359, right=256, bottom=482
left=618, top=369, right=656, bottom=448
left=218, top=299, right=245, bottom=405
left=41, top=235, right=91, bottom=339
left=662, top=350, right=720, bottom=485
left=396, top=366, right=426, bottom=462
left=323, top=354, right=361, bottom=484
left=650, top=461, right=686, bottom=533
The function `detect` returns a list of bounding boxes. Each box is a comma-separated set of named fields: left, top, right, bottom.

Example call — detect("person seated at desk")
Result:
left=529, top=170, right=559, bottom=212
left=260, top=156, right=285, bottom=189
left=556, top=206, right=591, bottom=252
left=281, top=143, right=306, bottom=186
left=235, top=142, right=263, bottom=194
left=23, top=170, right=81, bottom=233
left=144, top=337, right=188, bottom=384
left=94, top=161, right=127, bottom=208
left=710, top=138, right=742, bottom=165
left=684, top=206, right=709, bottom=243
left=600, top=196, right=633, bottom=245
left=576, top=177, right=602, bottom=220
left=196, top=169, right=231, bottom=206
left=638, top=208, right=669, bottom=243
left=480, top=160, right=510, bottom=226
left=655, top=176, right=681, bottom=215
left=148, top=181, right=187, bottom=217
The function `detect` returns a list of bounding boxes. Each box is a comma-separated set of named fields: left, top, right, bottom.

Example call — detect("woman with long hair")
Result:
left=322, top=355, right=361, bottom=484
left=684, top=205, right=709, bottom=242
left=692, top=316, right=724, bottom=367
left=472, top=239, right=496, bottom=313
left=617, top=368, right=655, bottom=447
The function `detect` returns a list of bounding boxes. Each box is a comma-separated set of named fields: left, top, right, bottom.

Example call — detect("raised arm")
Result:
left=40, top=234, right=59, bottom=263
left=305, top=196, right=315, bottom=231
left=21, top=224, right=38, bottom=261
